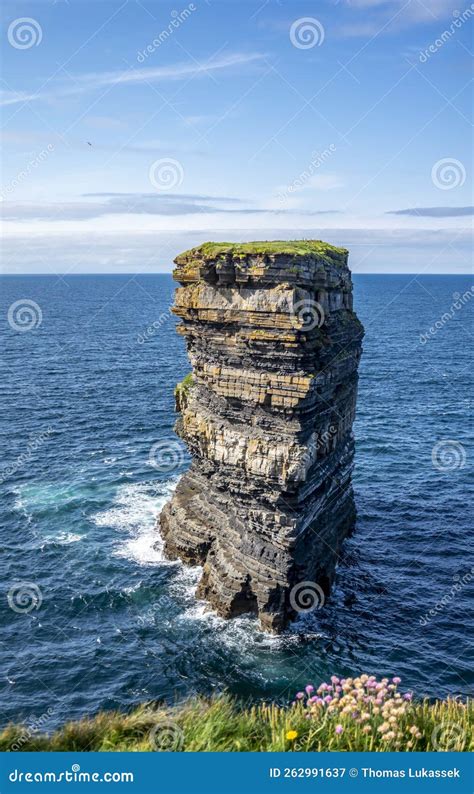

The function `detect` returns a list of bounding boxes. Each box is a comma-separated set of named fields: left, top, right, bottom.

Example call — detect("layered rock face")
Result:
left=160, top=241, right=364, bottom=632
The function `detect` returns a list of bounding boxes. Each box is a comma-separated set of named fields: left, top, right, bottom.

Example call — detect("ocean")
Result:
left=1, top=273, right=472, bottom=730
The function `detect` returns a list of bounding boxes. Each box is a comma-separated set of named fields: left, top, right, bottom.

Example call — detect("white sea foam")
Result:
left=44, top=531, right=82, bottom=546
left=92, top=479, right=178, bottom=565
left=92, top=479, right=289, bottom=652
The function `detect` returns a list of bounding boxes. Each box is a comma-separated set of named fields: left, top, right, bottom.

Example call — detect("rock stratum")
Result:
left=160, top=240, right=364, bottom=633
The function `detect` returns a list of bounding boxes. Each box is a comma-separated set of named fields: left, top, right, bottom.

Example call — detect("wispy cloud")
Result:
left=0, top=52, right=267, bottom=108
left=82, top=192, right=245, bottom=202
left=0, top=195, right=343, bottom=222
left=337, top=0, right=460, bottom=37
left=387, top=206, right=474, bottom=217
left=2, top=227, right=472, bottom=275
left=0, top=197, right=255, bottom=221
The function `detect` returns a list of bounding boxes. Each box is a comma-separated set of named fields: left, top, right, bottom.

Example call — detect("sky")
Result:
left=0, top=0, right=472, bottom=273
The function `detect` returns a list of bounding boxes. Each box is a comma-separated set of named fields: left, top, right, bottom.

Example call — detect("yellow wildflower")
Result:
left=286, top=730, right=298, bottom=741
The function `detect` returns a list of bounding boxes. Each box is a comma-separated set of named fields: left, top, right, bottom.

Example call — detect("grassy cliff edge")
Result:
left=1, top=694, right=472, bottom=753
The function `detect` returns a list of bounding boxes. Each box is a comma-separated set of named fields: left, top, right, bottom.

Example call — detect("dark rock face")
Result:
left=159, top=241, right=364, bottom=632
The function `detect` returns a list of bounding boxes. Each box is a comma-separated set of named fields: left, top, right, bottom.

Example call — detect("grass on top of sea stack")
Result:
left=175, top=239, right=348, bottom=265
left=1, top=677, right=472, bottom=752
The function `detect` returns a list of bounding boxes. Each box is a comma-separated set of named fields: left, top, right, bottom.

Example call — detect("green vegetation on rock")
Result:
left=175, top=372, right=194, bottom=397
left=176, top=239, right=348, bottom=267
left=174, top=373, right=194, bottom=412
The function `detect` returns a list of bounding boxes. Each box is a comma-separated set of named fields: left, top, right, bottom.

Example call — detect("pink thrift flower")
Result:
left=324, top=695, right=333, bottom=704
left=335, top=724, right=343, bottom=734
left=305, top=684, right=314, bottom=695
left=296, top=692, right=305, bottom=700
left=392, top=677, right=401, bottom=685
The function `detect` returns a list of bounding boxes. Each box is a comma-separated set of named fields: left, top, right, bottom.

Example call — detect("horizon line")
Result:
left=1, top=271, right=472, bottom=277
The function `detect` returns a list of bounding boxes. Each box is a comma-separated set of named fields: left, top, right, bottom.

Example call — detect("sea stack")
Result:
left=160, top=240, right=364, bottom=633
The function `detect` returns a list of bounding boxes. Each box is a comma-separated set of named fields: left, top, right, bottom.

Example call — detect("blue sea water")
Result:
left=1, top=273, right=473, bottom=730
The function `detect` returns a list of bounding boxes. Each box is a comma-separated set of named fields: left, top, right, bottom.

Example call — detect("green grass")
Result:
left=174, top=373, right=194, bottom=411
left=176, top=239, right=348, bottom=266
left=1, top=696, right=472, bottom=753
left=175, top=372, right=194, bottom=396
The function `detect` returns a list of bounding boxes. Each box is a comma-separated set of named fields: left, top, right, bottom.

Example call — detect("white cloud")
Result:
left=0, top=52, right=267, bottom=108
left=1, top=225, right=471, bottom=274
left=338, top=0, right=460, bottom=36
